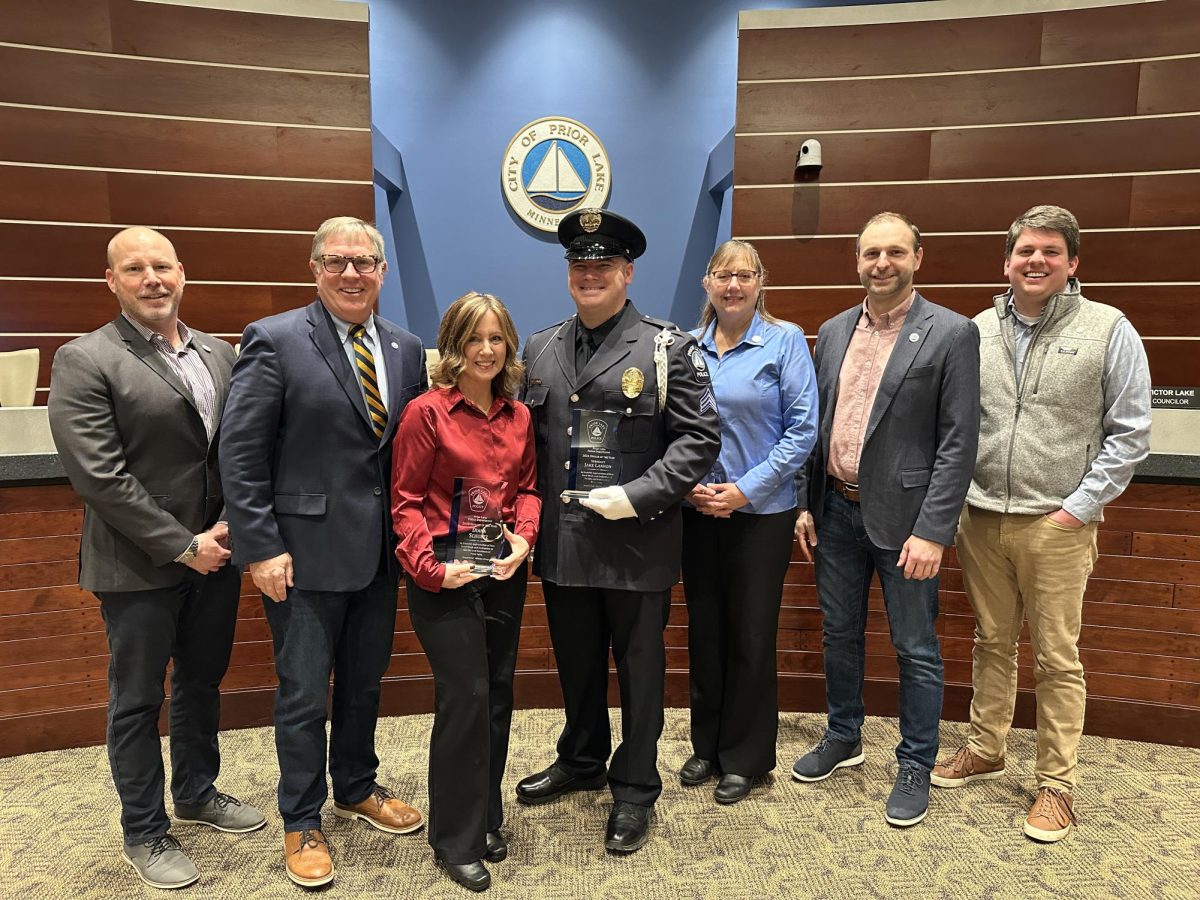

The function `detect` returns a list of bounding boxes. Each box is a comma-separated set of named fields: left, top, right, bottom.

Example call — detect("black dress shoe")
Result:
left=515, top=763, right=607, bottom=806
left=484, top=830, right=507, bottom=863
left=437, top=857, right=490, bottom=892
left=679, top=755, right=718, bottom=786
left=714, top=773, right=754, bottom=805
left=604, top=801, right=651, bottom=853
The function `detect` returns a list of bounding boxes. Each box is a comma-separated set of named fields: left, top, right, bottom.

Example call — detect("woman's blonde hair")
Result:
left=697, top=239, right=777, bottom=332
left=432, top=292, right=524, bottom=398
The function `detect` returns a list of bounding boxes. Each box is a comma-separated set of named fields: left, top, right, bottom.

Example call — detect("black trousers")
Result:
left=681, top=507, right=796, bottom=777
left=96, top=564, right=241, bottom=843
left=262, top=554, right=399, bottom=831
left=407, top=566, right=526, bottom=864
left=543, top=580, right=671, bottom=807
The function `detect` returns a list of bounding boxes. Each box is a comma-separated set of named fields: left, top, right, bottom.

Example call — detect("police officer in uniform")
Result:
left=515, top=209, right=721, bottom=853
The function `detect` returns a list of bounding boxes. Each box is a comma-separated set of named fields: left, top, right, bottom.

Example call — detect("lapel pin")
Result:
left=391, top=341, right=399, bottom=349
left=908, top=332, right=920, bottom=343
left=201, top=344, right=212, bottom=352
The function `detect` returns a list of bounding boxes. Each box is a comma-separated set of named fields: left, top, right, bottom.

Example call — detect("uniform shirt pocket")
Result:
left=604, top=390, right=656, bottom=454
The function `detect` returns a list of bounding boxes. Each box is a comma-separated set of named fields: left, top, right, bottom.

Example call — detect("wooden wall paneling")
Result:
left=0, top=166, right=112, bottom=222
left=0, top=534, right=79, bottom=566
left=1132, top=534, right=1200, bottom=561
left=733, top=176, right=1135, bottom=235
left=0, top=107, right=371, bottom=180
left=1041, top=0, right=1200, bottom=65
left=1115, top=483, right=1200, bottom=509
left=0, top=284, right=317, bottom=336
left=736, top=15, right=1042, bottom=80
left=737, top=65, right=1140, bottom=133
left=1104, top=506, right=1200, bottom=535
left=1143, top=341, right=1200, bottom=387
left=106, top=0, right=369, bottom=74
left=0, top=585, right=93, bottom=617
left=0, top=46, right=369, bottom=127
left=734, top=132, right=933, bottom=186
left=0, top=508, right=83, bottom=538
left=1137, top=57, right=1200, bottom=116
left=1129, top=173, right=1200, bottom=227
left=1176, top=586, right=1200, bottom=609
left=928, top=116, right=1200, bottom=180
left=0, top=0, right=111, bottom=51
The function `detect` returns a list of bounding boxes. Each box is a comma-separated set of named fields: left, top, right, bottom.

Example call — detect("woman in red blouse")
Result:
left=391, top=292, right=540, bottom=893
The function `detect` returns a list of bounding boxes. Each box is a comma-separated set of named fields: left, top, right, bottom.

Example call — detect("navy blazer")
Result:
left=219, top=300, right=426, bottom=592
left=798, top=291, right=980, bottom=550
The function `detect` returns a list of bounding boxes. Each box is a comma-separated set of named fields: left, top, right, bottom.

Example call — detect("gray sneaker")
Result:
left=885, top=763, right=930, bottom=827
left=122, top=834, right=200, bottom=889
left=791, top=737, right=865, bottom=782
left=175, top=791, right=267, bottom=833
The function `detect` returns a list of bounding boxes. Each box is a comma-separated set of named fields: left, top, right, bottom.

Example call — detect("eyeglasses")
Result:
left=317, top=254, right=381, bottom=275
left=708, top=270, right=760, bottom=285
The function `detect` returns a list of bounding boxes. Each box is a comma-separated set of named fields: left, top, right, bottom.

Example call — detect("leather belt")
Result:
left=829, top=477, right=861, bottom=503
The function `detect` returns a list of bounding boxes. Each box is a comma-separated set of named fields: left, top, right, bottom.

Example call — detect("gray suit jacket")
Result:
left=798, top=292, right=980, bottom=549
left=48, top=316, right=236, bottom=592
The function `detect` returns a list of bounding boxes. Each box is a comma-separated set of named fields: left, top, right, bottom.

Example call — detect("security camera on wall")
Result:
left=794, top=139, right=823, bottom=182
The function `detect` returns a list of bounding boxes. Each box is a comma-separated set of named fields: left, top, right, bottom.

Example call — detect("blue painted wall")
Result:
left=367, top=0, right=895, bottom=343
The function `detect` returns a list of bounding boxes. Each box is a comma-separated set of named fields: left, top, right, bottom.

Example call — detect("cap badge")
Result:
left=580, top=211, right=602, bottom=233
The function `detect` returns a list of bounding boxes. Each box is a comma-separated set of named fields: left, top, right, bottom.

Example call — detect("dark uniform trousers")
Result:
left=522, top=302, right=721, bottom=810
left=681, top=507, right=796, bottom=776
left=406, top=563, right=527, bottom=864
left=97, top=564, right=241, bottom=843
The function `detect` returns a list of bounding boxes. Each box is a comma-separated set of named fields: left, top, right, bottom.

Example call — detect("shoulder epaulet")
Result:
left=528, top=316, right=573, bottom=340
left=641, top=314, right=686, bottom=334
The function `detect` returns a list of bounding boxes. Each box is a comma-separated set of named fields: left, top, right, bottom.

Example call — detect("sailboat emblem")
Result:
left=501, top=116, right=613, bottom=234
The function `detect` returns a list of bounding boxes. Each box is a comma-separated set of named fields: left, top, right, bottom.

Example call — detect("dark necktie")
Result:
left=576, top=329, right=597, bottom=373
left=349, top=324, right=386, bottom=438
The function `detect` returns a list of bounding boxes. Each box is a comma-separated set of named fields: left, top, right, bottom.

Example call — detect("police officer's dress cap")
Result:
left=559, top=209, right=647, bottom=261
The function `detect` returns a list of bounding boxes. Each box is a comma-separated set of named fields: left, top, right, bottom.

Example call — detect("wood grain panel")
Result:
left=107, top=0, right=369, bottom=74
left=0, top=585, right=94, bottom=617
left=1130, top=173, right=1200, bottom=227
left=0, top=0, right=110, bottom=51
left=0, top=535, right=78, bottom=566
left=765, top=286, right=1200, bottom=338
left=0, top=284, right=316, bottom=335
left=0, top=224, right=314, bottom=280
left=737, top=15, right=1041, bottom=80
left=1104, top=506, right=1200, bottom=536
left=1118, top=483, right=1200, bottom=509
left=1042, top=0, right=1200, bottom=65
left=1137, top=57, right=1200, bottom=116
left=734, top=176, right=1134, bottom=235
left=1133, top=534, right=1200, bottom=562
left=1177, top=586, right=1200, bottom=609
left=0, top=45, right=369, bottom=128
left=0, top=509, right=82, bottom=539
left=753, top=232, right=1200, bottom=285
left=0, top=485, right=81, bottom=514
left=0, top=165, right=111, bottom=222
left=734, top=131, right=932, bottom=185
left=928, top=116, right=1200, bottom=180
left=737, top=65, right=1139, bottom=133
left=1144, top=342, right=1200, bottom=388
left=0, top=107, right=371, bottom=180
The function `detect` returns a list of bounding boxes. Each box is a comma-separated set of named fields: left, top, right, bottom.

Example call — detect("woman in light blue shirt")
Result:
left=680, top=240, right=819, bottom=804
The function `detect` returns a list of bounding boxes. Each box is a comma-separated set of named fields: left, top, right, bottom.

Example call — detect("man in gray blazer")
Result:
left=219, top=217, right=426, bottom=888
left=791, top=212, right=980, bottom=828
left=48, top=227, right=265, bottom=891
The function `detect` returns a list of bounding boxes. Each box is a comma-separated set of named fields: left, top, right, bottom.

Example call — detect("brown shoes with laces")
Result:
left=284, top=828, right=334, bottom=887
left=931, top=745, right=1006, bottom=788
left=1024, top=787, right=1076, bottom=842
left=332, top=784, right=424, bottom=834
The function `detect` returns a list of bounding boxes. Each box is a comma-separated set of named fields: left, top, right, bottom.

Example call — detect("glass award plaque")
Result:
left=446, top=477, right=506, bottom=574
left=561, top=408, right=622, bottom=501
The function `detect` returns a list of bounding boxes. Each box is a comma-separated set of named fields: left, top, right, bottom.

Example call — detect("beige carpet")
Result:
left=2, top=709, right=1198, bottom=899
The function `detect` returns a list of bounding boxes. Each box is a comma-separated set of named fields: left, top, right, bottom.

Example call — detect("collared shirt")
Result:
left=827, top=291, right=916, bottom=483
left=329, top=312, right=390, bottom=415
left=575, top=302, right=627, bottom=372
left=1004, top=286, right=1152, bottom=521
left=121, top=313, right=217, bottom=441
left=693, top=312, right=818, bottom=514
left=391, top=386, right=541, bottom=592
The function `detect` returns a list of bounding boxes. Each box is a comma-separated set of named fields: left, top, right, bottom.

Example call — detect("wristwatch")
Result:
left=178, top=536, right=200, bottom=565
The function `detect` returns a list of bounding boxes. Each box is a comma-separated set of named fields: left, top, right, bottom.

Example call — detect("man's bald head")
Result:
left=106, top=227, right=179, bottom=269
left=105, top=227, right=186, bottom=338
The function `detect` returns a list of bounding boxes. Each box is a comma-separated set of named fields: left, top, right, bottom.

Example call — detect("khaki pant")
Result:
left=956, top=505, right=1098, bottom=790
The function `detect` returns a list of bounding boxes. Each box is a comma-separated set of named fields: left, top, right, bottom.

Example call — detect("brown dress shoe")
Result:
left=333, top=785, right=424, bottom=834
left=1024, top=787, right=1076, bottom=842
left=284, top=828, right=334, bottom=887
left=931, top=745, right=1005, bottom=788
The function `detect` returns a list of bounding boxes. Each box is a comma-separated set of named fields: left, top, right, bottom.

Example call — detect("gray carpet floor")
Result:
left=2, top=709, right=1198, bottom=899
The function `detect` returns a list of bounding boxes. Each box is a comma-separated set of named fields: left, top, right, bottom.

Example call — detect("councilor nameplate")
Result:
left=446, top=477, right=506, bottom=569
left=561, top=408, right=622, bottom=502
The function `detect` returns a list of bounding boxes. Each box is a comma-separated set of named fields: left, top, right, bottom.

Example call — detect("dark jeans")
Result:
left=814, top=490, right=944, bottom=770
left=262, top=560, right=398, bottom=830
left=543, top=580, right=670, bottom=807
left=97, top=565, right=241, bottom=843
left=682, top=507, right=796, bottom=776
left=407, top=566, right=526, bottom=864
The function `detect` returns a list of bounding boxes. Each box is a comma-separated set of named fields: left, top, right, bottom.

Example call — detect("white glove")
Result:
left=579, top=486, right=636, bottom=521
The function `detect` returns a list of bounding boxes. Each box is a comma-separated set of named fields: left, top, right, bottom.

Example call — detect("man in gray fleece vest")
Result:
left=931, top=206, right=1151, bottom=843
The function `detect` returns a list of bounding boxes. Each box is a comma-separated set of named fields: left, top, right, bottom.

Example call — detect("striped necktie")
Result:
left=349, top=324, right=386, bottom=438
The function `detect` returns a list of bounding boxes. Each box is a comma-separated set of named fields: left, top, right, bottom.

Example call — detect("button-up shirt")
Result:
left=391, top=386, right=541, bottom=592
left=693, top=312, right=819, bottom=514
left=330, top=312, right=390, bottom=415
left=121, top=313, right=217, bottom=440
left=827, top=291, right=915, bottom=483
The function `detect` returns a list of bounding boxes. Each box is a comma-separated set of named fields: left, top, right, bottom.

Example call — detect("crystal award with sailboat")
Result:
left=446, top=478, right=506, bottom=575
left=561, top=409, right=622, bottom=501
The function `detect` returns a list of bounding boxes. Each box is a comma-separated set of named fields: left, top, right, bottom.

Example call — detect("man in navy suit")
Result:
left=220, top=217, right=427, bottom=887
left=791, top=212, right=980, bottom=828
